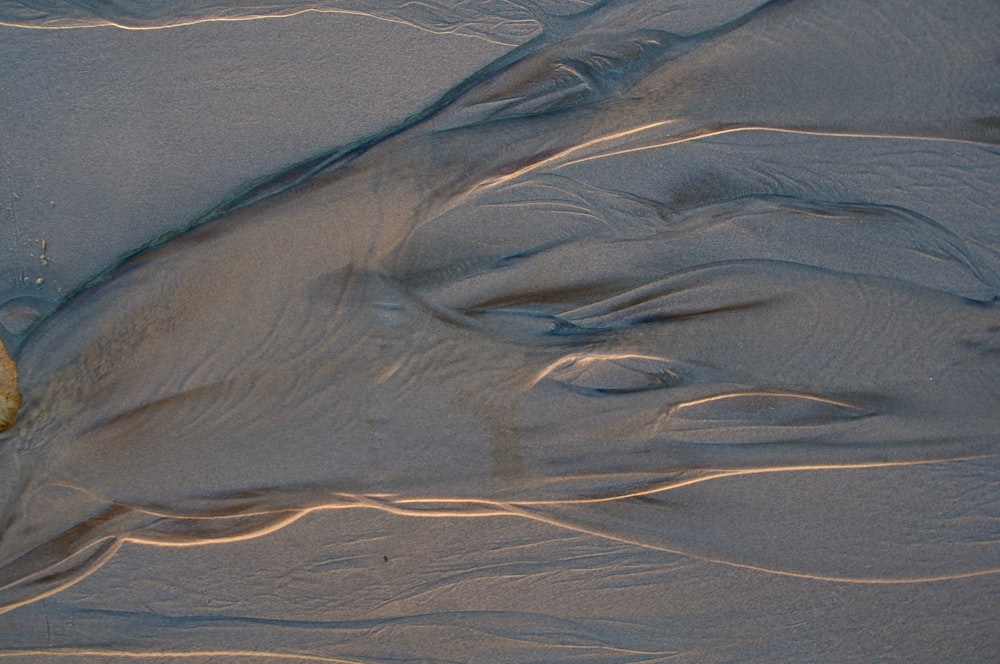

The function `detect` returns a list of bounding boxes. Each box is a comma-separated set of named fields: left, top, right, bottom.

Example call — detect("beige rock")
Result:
left=0, top=340, right=20, bottom=432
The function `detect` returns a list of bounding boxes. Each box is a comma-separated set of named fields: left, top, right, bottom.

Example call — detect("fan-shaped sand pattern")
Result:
left=0, top=0, right=998, bottom=616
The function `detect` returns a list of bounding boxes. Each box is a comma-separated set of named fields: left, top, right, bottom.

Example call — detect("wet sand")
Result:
left=1, top=1, right=998, bottom=661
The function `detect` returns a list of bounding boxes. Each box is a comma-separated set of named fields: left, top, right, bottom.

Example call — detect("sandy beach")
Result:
left=1, top=1, right=997, bottom=661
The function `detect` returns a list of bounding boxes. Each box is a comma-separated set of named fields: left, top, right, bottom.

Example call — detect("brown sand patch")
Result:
left=0, top=340, right=19, bottom=432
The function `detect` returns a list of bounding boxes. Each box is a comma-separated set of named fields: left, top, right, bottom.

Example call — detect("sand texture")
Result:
left=0, top=0, right=998, bottom=661
left=0, top=339, right=17, bottom=432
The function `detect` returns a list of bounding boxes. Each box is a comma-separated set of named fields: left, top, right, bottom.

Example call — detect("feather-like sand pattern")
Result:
left=0, top=0, right=998, bottom=615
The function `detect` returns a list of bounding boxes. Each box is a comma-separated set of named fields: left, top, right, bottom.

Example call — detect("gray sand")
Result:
left=1, top=1, right=997, bottom=661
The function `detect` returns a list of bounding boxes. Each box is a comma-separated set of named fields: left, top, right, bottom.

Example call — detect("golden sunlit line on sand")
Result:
left=466, top=121, right=982, bottom=199
left=0, top=644, right=680, bottom=660
left=0, top=650, right=366, bottom=662
left=666, top=390, right=861, bottom=411
left=387, top=456, right=1000, bottom=508
left=0, top=540, right=123, bottom=614
left=0, top=9, right=521, bottom=45
left=506, top=506, right=1000, bottom=585
left=0, top=8, right=368, bottom=30
left=94, top=457, right=999, bottom=585
left=471, top=120, right=679, bottom=193
left=126, top=512, right=309, bottom=546
left=553, top=126, right=990, bottom=169
left=528, top=352, right=680, bottom=388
